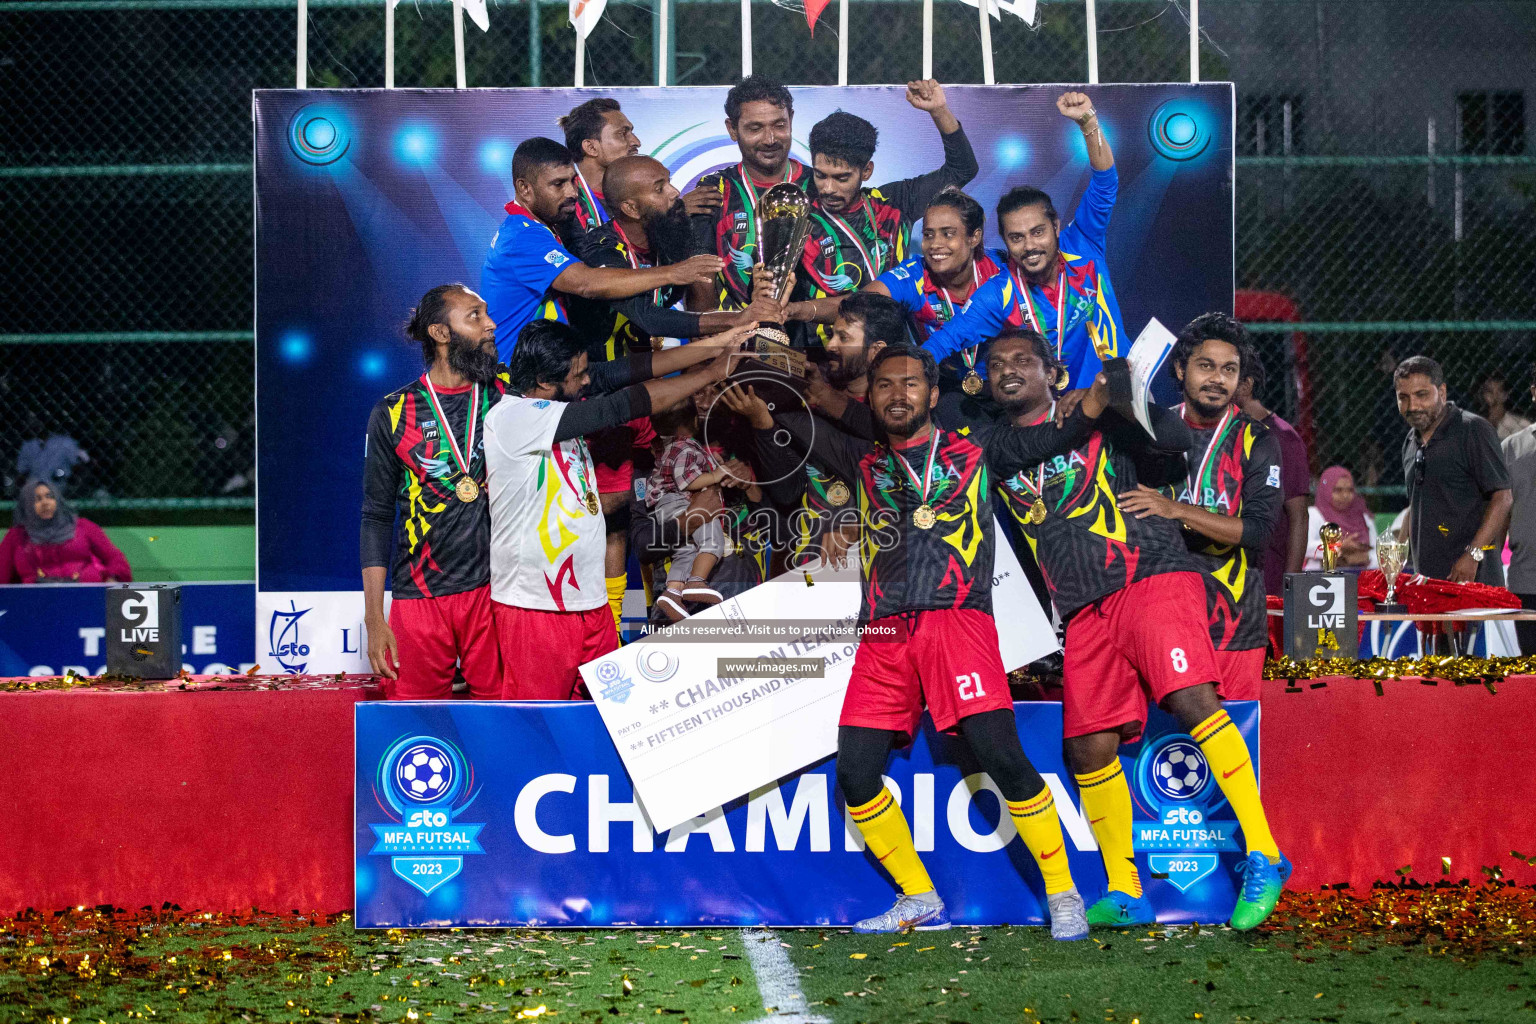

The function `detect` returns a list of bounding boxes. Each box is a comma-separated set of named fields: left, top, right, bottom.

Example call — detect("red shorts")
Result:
left=1062, top=572, right=1220, bottom=740
left=388, top=584, right=500, bottom=700
left=492, top=602, right=617, bottom=700
left=840, top=607, right=1012, bottom=738
left=1214, top=647, right=1265, bottom=702
left=590, top=417, right=656, bottom=494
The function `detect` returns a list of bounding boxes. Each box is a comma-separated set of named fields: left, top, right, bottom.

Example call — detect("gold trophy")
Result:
left=1376, top=532, right=1409, bottom=612
left=1319, top=522, right=1343, bottom=572
left=730, top=183, right=811, bottom=381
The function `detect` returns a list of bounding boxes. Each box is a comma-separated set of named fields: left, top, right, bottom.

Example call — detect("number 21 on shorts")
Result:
left=957, top=671, right=986, bottom=700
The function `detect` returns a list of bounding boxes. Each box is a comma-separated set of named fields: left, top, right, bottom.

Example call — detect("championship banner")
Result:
left=355, top=700, right=1260, bottom=928
left=579, top=525, right=1056, bottom=832
left=252, top=84, right=1235, bottom=671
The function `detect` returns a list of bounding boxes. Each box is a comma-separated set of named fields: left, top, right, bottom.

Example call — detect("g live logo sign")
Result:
left=1282, top=570, right=1358, bottom=660
left=118, top=590, right=160, bottom=644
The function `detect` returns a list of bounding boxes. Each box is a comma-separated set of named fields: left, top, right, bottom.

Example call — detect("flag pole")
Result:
left=1085, top=0, right=1099, bottom=84
left=384, top=0, right=395, bottom=88
left=575, top=30, right=585, bottom=86
left=741, top=0, right=752, bottom=77
left=453, top=0, right=467, bottom=87
left=658, top=0, right=669, bottom=85
left=978, top=0, right=994, bottom=85
left=1189, top=0, right=1200, bottom=82
left=837, top=0, right=848, bottom=86
left=296, top=0, right=307, bottom=87
left=921, top=0, right=932, bottom=79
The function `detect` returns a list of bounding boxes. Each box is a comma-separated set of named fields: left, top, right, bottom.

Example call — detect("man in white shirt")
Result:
left=483, top=318, right=749, bottom=698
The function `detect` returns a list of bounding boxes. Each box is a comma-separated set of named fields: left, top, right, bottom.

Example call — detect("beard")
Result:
left=993, top=380, right=1047, bottom=414
left=446, top=329, right=499, bottom=384
left=879, top=403, right=932, bottom=439
left=645, top=199, right=698, bottom=264
left=1185, top=389, right=1231, bottom=421
left=825, top=348, right=871, bottom=390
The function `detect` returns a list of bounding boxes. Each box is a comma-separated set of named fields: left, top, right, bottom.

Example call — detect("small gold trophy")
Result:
left=1319, top=522, right=1343, bottom=572
left=1376, top=532, right=1409, bottom=612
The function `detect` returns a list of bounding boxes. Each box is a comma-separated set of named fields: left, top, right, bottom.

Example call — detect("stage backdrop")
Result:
left=253, top=84, right=1235, bottom=671
left=356, top=700, right=1257, bottom=928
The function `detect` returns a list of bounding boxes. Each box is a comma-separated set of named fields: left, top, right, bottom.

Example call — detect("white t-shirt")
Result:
left=483, top=393, right=606, bottom=612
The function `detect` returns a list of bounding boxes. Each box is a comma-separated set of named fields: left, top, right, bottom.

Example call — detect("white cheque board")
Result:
left=579, top=522, right=1057, bottom=832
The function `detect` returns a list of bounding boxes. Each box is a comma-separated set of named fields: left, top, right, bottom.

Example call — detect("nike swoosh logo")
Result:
left=1040, top=845, right=1064, bottom=860
left=1223, top=759, right=1250, bottom=779
left=1088, top=816, right=1107, bottom=825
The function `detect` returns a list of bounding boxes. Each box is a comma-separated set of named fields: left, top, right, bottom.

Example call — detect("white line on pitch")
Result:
left=741, top=928, right=831, bottom=1023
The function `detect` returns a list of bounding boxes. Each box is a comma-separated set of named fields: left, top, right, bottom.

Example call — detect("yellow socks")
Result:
left=1074, top=761, right=1141, bottom=898
left=605, top=575, right=627, bottom=632
left=848, top=788, right=933, bottom=896
left=1192, top=709, right=1279, bottom=861
left=1007, top=788, right=1074, bottom=895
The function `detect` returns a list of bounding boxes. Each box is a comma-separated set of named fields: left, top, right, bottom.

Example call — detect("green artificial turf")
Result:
left=783, top=922, right=1536, bottom=1023
left=3, top=903, right=1534, bottom=1024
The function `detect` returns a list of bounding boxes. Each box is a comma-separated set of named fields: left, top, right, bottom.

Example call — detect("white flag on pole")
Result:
left=954, top=0, right=1036, bottom=24
left=570, top=0, right=608, bottom=38
left=392, top=0, right=490, bottom=32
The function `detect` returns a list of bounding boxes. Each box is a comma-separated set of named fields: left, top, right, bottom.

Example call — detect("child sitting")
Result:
left=644, top=397, right=733, bottom=621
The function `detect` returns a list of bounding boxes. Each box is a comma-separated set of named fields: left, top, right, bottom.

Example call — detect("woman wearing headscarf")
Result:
left=1303, top=465, right=1378, bottom=571
left=0, top=479, right=131, bottom=584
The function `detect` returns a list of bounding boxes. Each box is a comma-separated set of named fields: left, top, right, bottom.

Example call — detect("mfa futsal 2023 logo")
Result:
left=1129, top=731, right=1241, bottom=893
left=368, top=735, right=485, bottom=895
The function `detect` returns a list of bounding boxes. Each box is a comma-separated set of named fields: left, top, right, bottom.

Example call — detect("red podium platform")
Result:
left=0, top=674, right=1530, bottom=914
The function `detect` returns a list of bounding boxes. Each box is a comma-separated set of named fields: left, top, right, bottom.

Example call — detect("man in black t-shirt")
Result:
left=1396, top=355, right=1512, bottom=585
left=360, top=284, right=506, bottom=699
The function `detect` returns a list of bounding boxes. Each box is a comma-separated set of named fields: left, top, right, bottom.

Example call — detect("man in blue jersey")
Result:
left=924, top=91, right=1123, bottom=390
left=481, top=137, right=723, bottom=358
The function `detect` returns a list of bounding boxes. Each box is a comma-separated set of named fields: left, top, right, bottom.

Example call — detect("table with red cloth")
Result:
left=0, top=675, right=382, bottom=915
left=1, top=670, right=1532, bottom=915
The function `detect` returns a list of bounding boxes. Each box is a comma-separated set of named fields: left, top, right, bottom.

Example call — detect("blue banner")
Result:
left=356, top=700, right=1258, bottom=928
left=0, top=582, right=255, bottom=677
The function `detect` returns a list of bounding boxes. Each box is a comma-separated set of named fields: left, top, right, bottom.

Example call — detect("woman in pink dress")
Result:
left=0, top=479, right=131, bottom=584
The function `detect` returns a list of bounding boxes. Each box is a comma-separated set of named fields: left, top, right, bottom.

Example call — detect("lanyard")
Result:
left=571, top=435, right=597, bottom=507
left=1014, top=404, right=1056, bottom=498
left=889, top=429, right=942, bottom=505
left=1177, top=403, right=1238, bottom=505
left=574, top=167, right=606, bottom=225
left=420, top=376, right=479, bottom=478
left=934, top=262, right=981, bottom=367
left=1016, top=263, right=1068, bottom=363
left=611, top=221, right=644, bottom=269
left=825, top=207, right=881, bottom=282
left=737, top=161, right=793, bottom=213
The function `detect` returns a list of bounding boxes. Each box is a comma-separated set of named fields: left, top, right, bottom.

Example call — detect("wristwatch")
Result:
left=1465, top=545, right=1485, bottom=563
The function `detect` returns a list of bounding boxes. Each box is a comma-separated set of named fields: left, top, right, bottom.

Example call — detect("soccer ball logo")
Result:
left=394, top=742, right=455, bottom=803
left=1152, top=741, right=1210, bottom=800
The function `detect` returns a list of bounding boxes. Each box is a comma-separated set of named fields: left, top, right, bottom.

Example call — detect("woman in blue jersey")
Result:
left=865, top=187, right=1007, bottom=424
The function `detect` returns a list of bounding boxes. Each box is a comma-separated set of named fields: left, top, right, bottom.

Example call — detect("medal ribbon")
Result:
left=421, top=376, right=479, bottom=479
left=889, top=429, right=943, bottom=506
left=571, top=435, right=598, bottom=510
left=1177, top=403, right=1238, bottom=507
left=736, top=161, right=794, bottom=258
left=825, top=208, right=882, bottom=283
left=1016, top=264, right=1068, bottom=363
left=574, top=167, right=606, bottom=226
left=934, top=262, right=982, bottom=368
left=1013, top=403, right=1056, bottom=500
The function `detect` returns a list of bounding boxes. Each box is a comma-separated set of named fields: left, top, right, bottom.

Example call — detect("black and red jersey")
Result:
left=800, top=192, right=911, bottom=298
left=569, top=219, right=696, bottom=361
left=360, top=372, right=508, bottom=600
left=755, top=402, right=1102, bottom=622
left=701, top=160, right=812, bottom=310
left=995, top=405, right=1203, bottom=622
left=1167, top=405, right=1284, bottom=652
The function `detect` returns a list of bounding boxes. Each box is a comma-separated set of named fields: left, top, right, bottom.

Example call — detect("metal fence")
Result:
left=2, top=0, right=1533, bottom=510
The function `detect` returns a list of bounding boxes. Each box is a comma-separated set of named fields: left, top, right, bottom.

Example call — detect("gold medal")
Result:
left=826, top=481, right=850, bottom=507
left=1028, top=498, right=1047, bottom=525
left=585, top=492, right=600, bottom=516
left=1055, top=365, right=1072, bottom=391
left=961, top=371, right=983, bottom=396
left=455, top=476, right=480, bottom=503
left=912, top=503, right=936, bottom=530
